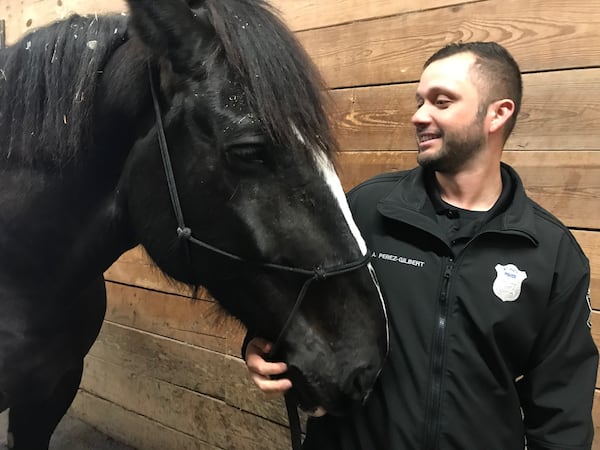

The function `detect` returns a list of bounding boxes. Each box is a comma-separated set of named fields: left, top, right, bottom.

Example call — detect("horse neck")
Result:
left=5, top=38, right=155, bottom=295
left=66, top=38, right=159, bottom=278
left=92, top=38, right=157, bottom=173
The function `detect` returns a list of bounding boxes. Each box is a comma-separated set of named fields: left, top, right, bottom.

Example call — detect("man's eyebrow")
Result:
left=416, top=87, right=456, bottom=100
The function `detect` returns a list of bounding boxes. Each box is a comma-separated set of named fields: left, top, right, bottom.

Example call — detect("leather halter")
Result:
left=148, top=65, right=372, bottom=449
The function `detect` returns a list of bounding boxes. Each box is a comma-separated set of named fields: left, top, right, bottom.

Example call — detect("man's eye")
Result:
left=435, top=98, right=451, bottom=107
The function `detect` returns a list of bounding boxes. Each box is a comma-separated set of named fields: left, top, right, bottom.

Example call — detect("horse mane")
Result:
left=0, top=14, right=127, bottom=168
left=0, top=2, right=337, bottom=168
left=204, top=0, right=338, bottom=159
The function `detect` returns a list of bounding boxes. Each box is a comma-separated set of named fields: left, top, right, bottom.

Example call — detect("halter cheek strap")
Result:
left=149, top=64, right=373, bottom=450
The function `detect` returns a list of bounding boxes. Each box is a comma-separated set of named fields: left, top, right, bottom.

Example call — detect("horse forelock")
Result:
left=203, top=0, right=338, bottom=161
left=0, top=14, right=127, bottom=168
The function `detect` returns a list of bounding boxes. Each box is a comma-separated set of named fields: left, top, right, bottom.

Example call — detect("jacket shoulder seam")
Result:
left=529, top=200, right=588, bottom=265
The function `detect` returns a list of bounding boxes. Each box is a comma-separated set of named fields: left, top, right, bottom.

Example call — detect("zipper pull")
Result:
left=444, top=263, right=453, bottom=279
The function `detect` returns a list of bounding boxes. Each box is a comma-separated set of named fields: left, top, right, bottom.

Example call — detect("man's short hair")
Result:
left=424, top=42, right=523, bottom=141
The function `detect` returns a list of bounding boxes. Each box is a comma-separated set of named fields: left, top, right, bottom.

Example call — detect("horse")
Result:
left=0, top=0, right=389, bottom=448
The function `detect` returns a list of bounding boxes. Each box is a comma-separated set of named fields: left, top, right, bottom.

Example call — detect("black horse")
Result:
left=0, top=0, right=388, bottom=448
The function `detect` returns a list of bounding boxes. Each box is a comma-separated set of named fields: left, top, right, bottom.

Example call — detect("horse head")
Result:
left=119, top=0, right=388, bottom=415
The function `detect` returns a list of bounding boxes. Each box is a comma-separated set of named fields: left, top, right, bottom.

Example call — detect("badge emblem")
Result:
left=493, top=264, right=527, bottom=302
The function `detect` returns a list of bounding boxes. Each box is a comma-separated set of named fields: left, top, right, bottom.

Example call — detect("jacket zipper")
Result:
left=424, top=260, right=454, bottom=450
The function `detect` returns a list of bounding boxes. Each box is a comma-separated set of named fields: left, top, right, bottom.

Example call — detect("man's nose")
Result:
left=411, top=104, right=430, bottom=126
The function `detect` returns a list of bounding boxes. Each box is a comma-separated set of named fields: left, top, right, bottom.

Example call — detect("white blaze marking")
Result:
left=291, top=124, right=366, bottom=255
left=312, top=150, right=367, bottom=256
left=312, top=148, right=390, bottom=358
left=295, top=127, right=390, bottom=366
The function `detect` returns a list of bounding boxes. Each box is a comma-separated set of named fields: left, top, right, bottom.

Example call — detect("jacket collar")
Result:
left=377, top=163, right=538, bottom=246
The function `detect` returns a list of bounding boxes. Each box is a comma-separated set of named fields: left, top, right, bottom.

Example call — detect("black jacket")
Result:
left=302, top=164, right=597, bottom=450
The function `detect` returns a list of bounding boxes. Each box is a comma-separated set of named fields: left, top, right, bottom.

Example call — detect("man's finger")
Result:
left=247, top=337, right=272, bottom=355
left=251, top=374, right=293, bottom=396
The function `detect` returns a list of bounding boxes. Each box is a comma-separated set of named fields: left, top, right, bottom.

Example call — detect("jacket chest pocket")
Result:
left=451, top=260, right=548, bottom=364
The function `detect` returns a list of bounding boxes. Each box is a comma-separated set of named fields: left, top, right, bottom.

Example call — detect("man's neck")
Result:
left=434, top=163, right=503, bottom=212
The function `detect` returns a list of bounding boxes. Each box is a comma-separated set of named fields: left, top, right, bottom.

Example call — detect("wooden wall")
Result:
left=1, top=0, right=599, bottom=448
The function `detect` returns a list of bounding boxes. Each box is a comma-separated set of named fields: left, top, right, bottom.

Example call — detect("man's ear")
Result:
left=488, top=99, right=515, bottom=134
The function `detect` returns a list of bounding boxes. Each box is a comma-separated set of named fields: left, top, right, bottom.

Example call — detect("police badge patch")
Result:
left=493, top=264, right=527, bottom=302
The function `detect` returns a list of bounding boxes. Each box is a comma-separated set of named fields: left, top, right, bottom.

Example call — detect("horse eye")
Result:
left=225, top=144, right=269, bottom=170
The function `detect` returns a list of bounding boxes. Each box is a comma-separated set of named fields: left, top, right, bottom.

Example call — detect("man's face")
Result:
left=412, top=53, right=488, bottom=173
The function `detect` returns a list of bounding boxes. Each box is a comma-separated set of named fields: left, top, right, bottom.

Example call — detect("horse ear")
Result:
left=126, top=0, right=212, bottom=74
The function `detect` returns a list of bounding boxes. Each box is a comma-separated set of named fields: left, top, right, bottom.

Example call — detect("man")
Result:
left=244, top=42, right=598, bottom=449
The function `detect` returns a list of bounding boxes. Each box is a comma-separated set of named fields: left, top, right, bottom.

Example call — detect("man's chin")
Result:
left=417, top=152, right=437, bottom=169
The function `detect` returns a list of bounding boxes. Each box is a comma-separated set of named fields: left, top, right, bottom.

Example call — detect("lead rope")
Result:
left=285, top=392, right=303, bottom=450
left=148, top=64, right=372, bottom=450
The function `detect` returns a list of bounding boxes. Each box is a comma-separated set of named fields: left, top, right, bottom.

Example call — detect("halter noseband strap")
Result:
left=149, top=65, right=371, bottom=450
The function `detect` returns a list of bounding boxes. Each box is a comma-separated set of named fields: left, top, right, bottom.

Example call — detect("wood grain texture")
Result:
left=104, top=246, right=196, bottom=297
left=297, top=0, right=600, bottom=88
left=330, top=69, right=600, bottom=152
left=104, top=281, right=244, bottom=355
left=88, top=321, right=288, bottom=425
left=79, top=355, right=290, bottom=449
left=2, top=0, right=476, bottom=41
left=268, top=0, right=477, bottom=31
left=2, top=0, right=127, bottom=44
left=71, top=391, right=221, bottom=450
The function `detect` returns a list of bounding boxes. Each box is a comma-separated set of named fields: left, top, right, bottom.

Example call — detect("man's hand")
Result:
left=245, top=337, right=292, bottom=400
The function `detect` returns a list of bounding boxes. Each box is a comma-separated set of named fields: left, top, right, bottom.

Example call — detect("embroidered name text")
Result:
left=375, top=252, right=425, bottom=268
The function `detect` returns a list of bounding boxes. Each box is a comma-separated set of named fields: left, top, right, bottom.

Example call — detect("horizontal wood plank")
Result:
left=3, top=0, right=127, bottom=44
left=71, top=390, right=220, bottom=450
left=269, top=0, right=477, bottom=31
left=104, top=246, right=197, bottom=297
left=4, top=0, right=477, bottom=42
left=88, top=321, right=288, bottom=425
left=104, top=281, right=244, bottom=355
left=501, top=151, right=600, bottom=230
left=79, top=355, right=290, bottom=449
left=330, top=69, right=600, bottom=152
left=7, top=0, right=600, bottom=88
left=297, top=0, right=600, bottom=88
left=338, top=150, right=600, bottom=230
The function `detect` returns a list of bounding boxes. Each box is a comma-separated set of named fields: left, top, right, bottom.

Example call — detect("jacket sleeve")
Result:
left=518, top=241, right=598, bottom=450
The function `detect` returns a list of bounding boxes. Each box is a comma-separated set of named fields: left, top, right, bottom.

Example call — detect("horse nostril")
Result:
left=345, top=365, right=376, bottom=402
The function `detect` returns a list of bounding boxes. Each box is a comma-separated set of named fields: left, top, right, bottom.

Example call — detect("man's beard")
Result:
left=417, top=113, right=486, bottom=174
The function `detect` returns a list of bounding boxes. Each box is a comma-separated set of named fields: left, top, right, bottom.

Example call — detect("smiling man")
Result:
left=244, top=42, right=598, bottom=450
